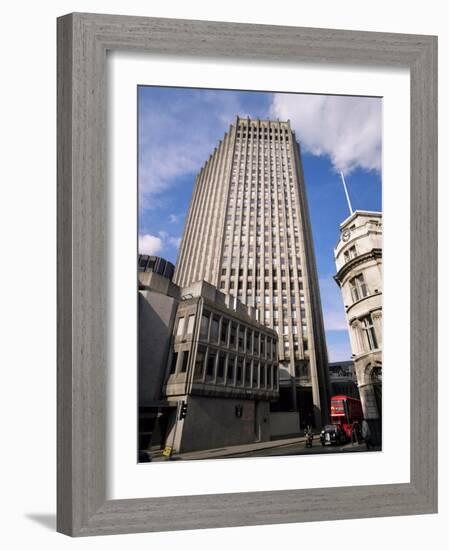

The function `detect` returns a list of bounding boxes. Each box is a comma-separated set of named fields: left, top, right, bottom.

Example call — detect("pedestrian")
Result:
left=304, top=425, right=313, bottom=448
left=352, top=421, right=360, bottom=444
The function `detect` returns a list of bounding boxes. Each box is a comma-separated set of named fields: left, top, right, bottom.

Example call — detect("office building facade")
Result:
left=174, top=117, right=330, bottom=428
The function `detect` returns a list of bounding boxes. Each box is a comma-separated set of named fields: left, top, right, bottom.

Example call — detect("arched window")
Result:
left=360, top=314, right=378, bottom=350
left=349, top=273, right=368, bottom=302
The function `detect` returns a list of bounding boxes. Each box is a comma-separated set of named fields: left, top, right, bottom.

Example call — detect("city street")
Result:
left=151, top=434, right=374, bottom=462
left=224, top=438, right=369, bottom=458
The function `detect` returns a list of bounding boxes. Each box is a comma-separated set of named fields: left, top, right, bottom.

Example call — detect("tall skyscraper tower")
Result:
left=174, top=116, right=330, bottom=428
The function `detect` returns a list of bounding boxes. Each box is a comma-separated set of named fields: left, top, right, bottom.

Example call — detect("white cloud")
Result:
left=271, top=94, right=381, bottom=174
left=138, top=90, right=247, bottom=211
left=138, top=232, right=181, bottom=256
left=138, top=234, right=162, bottom=256
left=138, top=89, right=275, bottom=212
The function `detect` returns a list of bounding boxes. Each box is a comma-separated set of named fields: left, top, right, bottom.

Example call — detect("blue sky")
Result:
left=138, top=86, right=382, bottom=362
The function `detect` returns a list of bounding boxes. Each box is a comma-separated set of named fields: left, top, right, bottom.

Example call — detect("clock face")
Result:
left=342, top=229, right=351, bottom=242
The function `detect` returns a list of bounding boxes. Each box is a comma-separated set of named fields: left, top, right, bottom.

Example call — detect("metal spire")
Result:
left=340, top=171, right=354, bottom=215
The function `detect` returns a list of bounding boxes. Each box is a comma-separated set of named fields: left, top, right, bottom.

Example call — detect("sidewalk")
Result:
left=152, top=434, right=310, bottom=461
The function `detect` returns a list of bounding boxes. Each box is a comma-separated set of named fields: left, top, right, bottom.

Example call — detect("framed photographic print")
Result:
left=135, top=84, right=383, bottom=461
left=57, top=12, right=437, bottom=536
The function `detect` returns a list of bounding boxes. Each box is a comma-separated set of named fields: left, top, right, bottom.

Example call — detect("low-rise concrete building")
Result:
left=164, top=280, right=279, bottom=453
left=138, top=267, right=279, bottom=455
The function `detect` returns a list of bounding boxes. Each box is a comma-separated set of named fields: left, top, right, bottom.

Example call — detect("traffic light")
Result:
left=179, top=401, right=188, bottom=420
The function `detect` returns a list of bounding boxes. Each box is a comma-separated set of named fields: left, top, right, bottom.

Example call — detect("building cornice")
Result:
left=334, top=248, right=382, bottom=285
left=338, top=210, right=382, bottom=231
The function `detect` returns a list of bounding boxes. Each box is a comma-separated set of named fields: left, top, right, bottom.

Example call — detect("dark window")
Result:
left=295, top=360, right=310, bottom=379
left=227, top=354, right=235, bottom=384
left=244, top=360, right=251, bottom=386
left=169, top=352, right=178, bottom=374
left=194, top=346, right=206, bottom=379
left=180, top=351, right=189, bottom=373
left=238, top=326, right=245, bottom=351
left=237, top=356, right=244, bottom=384
left=253, top=333, right=259, bottom=355
left=200, top=313, right=210, bottom=339
left=246, top=329, right=252, bottom=352
left=210, top=316, right=220, bottom=343
left=217, top=352, right=226, bottom=380
left=252, top=362, right=259, bottom=387
left=206, top=350, right=217, bottom=378
left=260, top=364, right=266, bottom=387
left=221, top=319, right=229, bottom=345
left=230, top=323, right=237, bottom=348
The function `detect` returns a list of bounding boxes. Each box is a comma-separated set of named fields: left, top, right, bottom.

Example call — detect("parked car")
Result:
left=320, top=424, right=347, bottom=446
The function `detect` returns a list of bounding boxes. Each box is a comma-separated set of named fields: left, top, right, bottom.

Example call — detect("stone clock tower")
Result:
left=334, top=210, right=382, bottom=446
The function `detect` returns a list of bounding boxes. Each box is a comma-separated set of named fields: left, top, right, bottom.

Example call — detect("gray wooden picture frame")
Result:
left=57, top=12, right=438, bottom=537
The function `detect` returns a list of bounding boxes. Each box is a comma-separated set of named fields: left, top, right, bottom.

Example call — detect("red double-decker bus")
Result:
left=330, top=395, right=363, bottom=440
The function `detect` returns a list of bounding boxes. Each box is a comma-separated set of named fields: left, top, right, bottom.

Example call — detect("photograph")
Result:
left=137, top=86, right=383, bottom=462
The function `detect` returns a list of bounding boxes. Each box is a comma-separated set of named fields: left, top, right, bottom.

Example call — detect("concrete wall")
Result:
left=170, top=395, right=272, bottom=453
left=270, top=411, right=301, bottom=437
left=138, top=290, right=178, bottom=404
